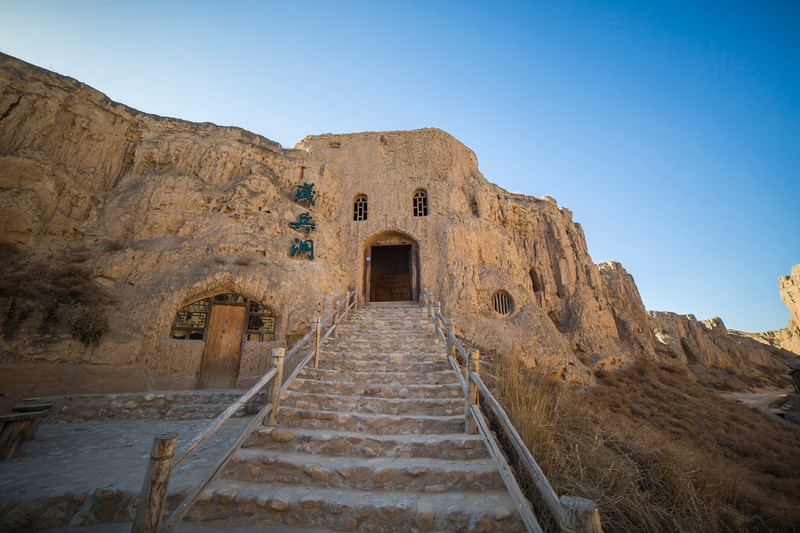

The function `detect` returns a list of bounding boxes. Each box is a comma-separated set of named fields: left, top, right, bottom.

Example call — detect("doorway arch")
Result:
left=363, top=231, right=420, bottom=302
left=170, top=293, right=276, bottom=389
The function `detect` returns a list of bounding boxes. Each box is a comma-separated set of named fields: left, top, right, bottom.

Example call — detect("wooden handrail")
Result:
left=134, top=289, right=357, bottom=533
left=470, top=404, right=543, bottom=533
left=171, top=367, right=277, bottom=469
left=470, top=371, right=564, bottom=525
left=161, top=398, right=276, bottom=532
left=420, top=288, right=602, bottom=533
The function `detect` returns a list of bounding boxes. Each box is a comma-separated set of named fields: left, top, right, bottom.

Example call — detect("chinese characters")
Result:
left=290, top=183, right=317, bottom=260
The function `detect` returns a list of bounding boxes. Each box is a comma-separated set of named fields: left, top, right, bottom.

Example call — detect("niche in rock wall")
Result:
left=529, top=268, right=542, bottom=293
left=468, top=194, right=479, bottom=217
left=548, top=309, right=566, bottom=334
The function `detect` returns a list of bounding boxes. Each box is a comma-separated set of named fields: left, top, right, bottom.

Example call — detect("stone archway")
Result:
left=363, top=231, right=420, bottom=302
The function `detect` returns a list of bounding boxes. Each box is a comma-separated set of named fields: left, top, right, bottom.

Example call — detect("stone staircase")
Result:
left=183, top=302, right=525, bottom=531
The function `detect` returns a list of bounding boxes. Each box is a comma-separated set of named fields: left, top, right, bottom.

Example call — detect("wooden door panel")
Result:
left=197, top=304, right=246, bottom=389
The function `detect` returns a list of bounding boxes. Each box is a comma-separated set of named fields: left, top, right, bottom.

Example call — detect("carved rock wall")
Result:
left=0, top=53, right=792, bottom=401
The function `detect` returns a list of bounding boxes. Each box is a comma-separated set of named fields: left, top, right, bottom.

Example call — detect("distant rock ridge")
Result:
left=0, top=52, right=794, bottom=402
left=737, top=264, right=800, bottom=356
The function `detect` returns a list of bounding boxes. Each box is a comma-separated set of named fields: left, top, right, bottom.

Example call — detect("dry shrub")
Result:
left=71, top=308, right=108, bottom=346
left=492, top=354, right=800, bottom=532
left=234, top=253, right=254, bottom=266
left=0, top=240, right=112, bottom=342
left=105, top=238, right=125, bottom=251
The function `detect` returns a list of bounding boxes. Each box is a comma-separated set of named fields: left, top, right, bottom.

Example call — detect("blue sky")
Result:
left=1, top=1, right=798, bottom=332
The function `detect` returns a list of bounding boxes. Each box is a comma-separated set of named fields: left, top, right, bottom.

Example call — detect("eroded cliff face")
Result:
left=0, top=53, right=792, bottom=401
left=647, top=310, right=796, bottom=388
left=739, top=265, right=800, bottom=356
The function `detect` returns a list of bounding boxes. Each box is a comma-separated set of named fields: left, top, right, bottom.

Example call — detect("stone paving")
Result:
left=0, top=303, right=525, bottom=531
left=0, top=416, right=251, bottom=531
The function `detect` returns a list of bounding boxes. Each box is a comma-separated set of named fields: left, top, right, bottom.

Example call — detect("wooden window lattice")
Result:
left=413, top=190, right=428, bottom=217
left=492, top=291, right=512, bottom=315
left=353, top=195, right=368, bottom=221
left=170, top=297, right=210, bottom=340
left=170, top=295, right=275, bottom=342
left=245, top=301, right=276, bottom=342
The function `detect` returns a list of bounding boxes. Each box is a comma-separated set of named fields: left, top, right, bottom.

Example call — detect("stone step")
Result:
left=335, top=321, right=433, bottom=331
left=222, top=450, right=505, bottom=492
left=343, top=321, right=432, bottom=328
left=314, top=358, right=450, bottom=373
left=282, top=391, right=464, bottom=416
left=243, top=428, right=490, bottom=460
left=164, top=404, right=248, bottom=421
left=286, top=378, right=464, bottom=399
left=328, top=332, right=437, bottom=352
left=318, top=348, right=444, bottom=361
left=323, top=339, right=440, bottom=352
left=186, top=482, right=523, bottom=532
left=275, top=409, right=465, bottom=434
left=297, top=368, right=458, bottom=386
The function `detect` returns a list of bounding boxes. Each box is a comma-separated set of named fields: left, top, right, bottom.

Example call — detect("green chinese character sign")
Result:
left=295, top=182, right=316, bottom=206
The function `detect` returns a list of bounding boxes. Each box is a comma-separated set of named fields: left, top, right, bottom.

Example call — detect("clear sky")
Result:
left=1, top=1, right=798, bottom=332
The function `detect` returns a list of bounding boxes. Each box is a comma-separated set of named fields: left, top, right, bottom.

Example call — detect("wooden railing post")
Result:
left=465, top=349, right=480, bottom=434
left=312, top=316, right=322, bottom=369
left=131, top=433, right=178, bottom=533
left=343, top=291, right=351, bottom=320
left=560, top=496, right=602, bottom=533
left=267, top=348, right=285, bottom=426
left=333, top=300, right=341, bottom=338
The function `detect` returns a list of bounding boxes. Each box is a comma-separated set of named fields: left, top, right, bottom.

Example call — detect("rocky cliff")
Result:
left=0, top=53, right=793, bottom=401
left=737, top=265, right=800, bottom=356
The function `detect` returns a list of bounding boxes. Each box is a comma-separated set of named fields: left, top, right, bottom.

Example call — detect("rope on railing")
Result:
left=132, top=289, right=358, bottom=533
left=420, top=288, right=602, bottom=533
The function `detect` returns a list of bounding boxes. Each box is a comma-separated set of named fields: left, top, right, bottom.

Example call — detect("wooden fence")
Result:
left=132, top=290, right=358, bottom=533
left=421, top=288, right=602, bottom=533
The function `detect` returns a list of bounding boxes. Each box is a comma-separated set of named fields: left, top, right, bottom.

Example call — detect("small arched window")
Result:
left=354, top=194, right=368, bottom=221
left=413, top=189, right=428, bottom=217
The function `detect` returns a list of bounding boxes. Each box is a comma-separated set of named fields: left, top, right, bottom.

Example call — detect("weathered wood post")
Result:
left=465, top=349, right=480, bottom=434
left=343, top=291, right=351, bottom=321
left=267, top=348, right=285, bottom=426
left=333, top=300, right=341, bottom=338
left=433, top=301, right=441, bottom=336
left=131, top=433, right=178, bottom=533
left=560, top=496, right=602, bottom=533
left=312, top=316, right=322, bottom=369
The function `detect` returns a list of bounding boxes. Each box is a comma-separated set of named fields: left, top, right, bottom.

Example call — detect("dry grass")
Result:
left=234, top=253, right=254, bottom=266
left=0, top=241, right=112, bottom=344
left=491, top=354, right=800, bottom=532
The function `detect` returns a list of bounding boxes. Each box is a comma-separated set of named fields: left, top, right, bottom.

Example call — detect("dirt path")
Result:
left=720, top=387, right=792, bottom=412
left=719, top=387, right=800, bottom=427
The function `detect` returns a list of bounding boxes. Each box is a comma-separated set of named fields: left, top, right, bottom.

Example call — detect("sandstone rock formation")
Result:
left=0, top=53, right=793, bottom=402
left=647, top=311, right=793, bottom=386
left=738, top=265, right=800, bottom=356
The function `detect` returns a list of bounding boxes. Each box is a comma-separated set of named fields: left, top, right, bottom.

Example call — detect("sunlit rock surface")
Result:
left=0, top=52, right=794, bottom=401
